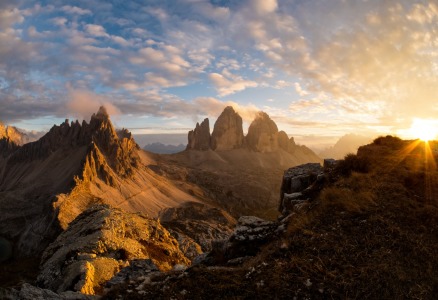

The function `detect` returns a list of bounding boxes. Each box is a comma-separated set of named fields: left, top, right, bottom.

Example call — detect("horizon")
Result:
left=1, top=0, right=437, bottom=142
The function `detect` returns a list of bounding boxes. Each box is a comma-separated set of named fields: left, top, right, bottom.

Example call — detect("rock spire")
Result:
left=211, top=106, right=244, bottom=151
left=187, top=118, right=211, bottom=150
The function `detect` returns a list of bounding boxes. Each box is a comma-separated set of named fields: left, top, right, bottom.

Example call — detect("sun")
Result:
left=409, top=118, right=438, bottom=141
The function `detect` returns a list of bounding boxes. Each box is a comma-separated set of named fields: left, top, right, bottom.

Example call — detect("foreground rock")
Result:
left=279, top=162, right=324, bottom=214
left=0, top=283, right=95, bottom=300
left=37, top=205, right=189, bottom=295
left=160, top=202, right=237, bottom=259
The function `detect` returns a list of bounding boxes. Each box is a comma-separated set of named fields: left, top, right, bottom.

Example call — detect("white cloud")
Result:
left=209, top=70, right=258, bottom=96
left=51, top=17, right=67, bottom=27
left=252, top=0, right=278, bottom=14
left=84, top=24, right=109, bottom=37
left=61, top=5, right=92, bottom=16
left=294, top=82, right=308, bottom=96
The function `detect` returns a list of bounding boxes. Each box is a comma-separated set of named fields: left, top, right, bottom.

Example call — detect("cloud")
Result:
left=61, top=5, right=92, bottom=16
left=209, top=70, right=258, bottom=96
left=294, top=82, right=308, bottom=96
left=252, top=0, right=278, bottom=14
left=84, top=24, right=109, bottom=37
left=66, top=88, right=120, bottom=120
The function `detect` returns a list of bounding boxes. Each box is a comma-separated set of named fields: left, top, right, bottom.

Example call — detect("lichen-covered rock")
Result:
left=211, top=106, right=244, bottom=151
left=187, top=118, right=211, bottom=150
left=37, top=204, right=189, bottom=295
left=246, top=112, right=279, bottom=152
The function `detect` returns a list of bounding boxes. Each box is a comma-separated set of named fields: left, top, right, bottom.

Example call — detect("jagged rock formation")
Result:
left=37, top=205, right=188, bottom=295
left=187, top=118, right=211, bottom=150
left=211, top=106, right=244, bottom=151
left=174, top=108, right=321, bottom=218
left=159, top=202, right=236, bottom=259
left=246, top=112, right=279, bottom=152
left=0, top=106, right=199, bottom=258
left=186, top=107, right=318, bottom=158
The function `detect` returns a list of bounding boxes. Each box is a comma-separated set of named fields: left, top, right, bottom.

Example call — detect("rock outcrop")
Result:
left=187, top=118, right=211, bottom=150
left=159, top=202, right=236, bottom=259
left=211, top=106, right=244, bottom=151
left=277, top=161, right=341, bottom=214
left=246, top=112, right=279, bottom=152
left=37, top=205, right=189, bottom=295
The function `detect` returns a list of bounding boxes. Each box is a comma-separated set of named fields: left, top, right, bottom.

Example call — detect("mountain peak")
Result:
left=246, top=111, right=279, bottom=152
left=95, top=106, right=109, bottom=119
left=211, top=106, right=244, bottom=151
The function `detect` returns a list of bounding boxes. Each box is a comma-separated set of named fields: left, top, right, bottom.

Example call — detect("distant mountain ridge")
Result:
left=143, top=142, right=185, bottom=154
left=319, top=133, right=373, bottom=159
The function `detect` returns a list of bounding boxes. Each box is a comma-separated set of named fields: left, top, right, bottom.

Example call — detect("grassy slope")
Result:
left=107, top=137, right=438, bottom=299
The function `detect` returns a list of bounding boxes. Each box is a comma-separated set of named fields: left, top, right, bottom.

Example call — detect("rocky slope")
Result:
left=37, top=204, right=188, bottom=295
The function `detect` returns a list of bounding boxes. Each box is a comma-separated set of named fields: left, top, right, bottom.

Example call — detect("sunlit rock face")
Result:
left=187, top=118, right=211, bottom=150
left=37, top=205, right=189, bottom=295
left=246, top=112, right=279, bottom=152
left=211, top=106, right=244, bottom=151
left=0, top=123, right=29, bottom=157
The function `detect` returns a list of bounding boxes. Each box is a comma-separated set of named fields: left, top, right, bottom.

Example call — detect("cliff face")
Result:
left=211, top=106, right=244, bottom=151
left=246, top=112, right=279, bottom=152
left=0, top=123, right=29, bottom=157
left=187, top=118, right=211, bottom=150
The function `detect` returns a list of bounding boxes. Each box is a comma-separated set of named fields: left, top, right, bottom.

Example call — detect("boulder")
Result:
left=279, top=163, right=324, bottom=214
left=246, top=112, right=279, bottom=152
left=187, top=118, right=211, bottom=150
left=211, top=106, right=244, bottom=151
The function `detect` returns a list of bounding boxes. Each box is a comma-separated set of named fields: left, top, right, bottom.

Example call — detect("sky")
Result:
left=0, top=0, right=437, bottom=147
